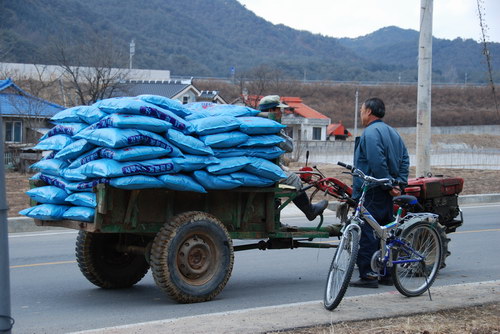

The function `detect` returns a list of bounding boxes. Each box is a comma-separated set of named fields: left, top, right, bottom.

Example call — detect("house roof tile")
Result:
left=327, top=123, right=352, bottom=136
left=0, top=78, right=64, bottom=117
left=282, top=97, right=329, bottom=119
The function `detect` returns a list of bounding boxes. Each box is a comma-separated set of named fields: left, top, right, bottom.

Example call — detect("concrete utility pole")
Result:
left=416, top=0, right=433, bottom=177
left=354, top=89, right=359, bottom=137
left=129, top=39, right=135, bottom=70
left=0, top=106, right=13, bottom=333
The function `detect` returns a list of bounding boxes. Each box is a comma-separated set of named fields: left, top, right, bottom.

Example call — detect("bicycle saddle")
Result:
left=393, top=194, right=418, bottom=207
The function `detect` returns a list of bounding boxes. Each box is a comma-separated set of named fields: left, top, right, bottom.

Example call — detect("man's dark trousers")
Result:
left=356, top=187, right=394, bottom=278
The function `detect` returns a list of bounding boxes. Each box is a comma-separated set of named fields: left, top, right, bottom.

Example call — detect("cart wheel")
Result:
left=150, top=211, right=234, bottom=303
left=75, top=231, right=150, bottom=289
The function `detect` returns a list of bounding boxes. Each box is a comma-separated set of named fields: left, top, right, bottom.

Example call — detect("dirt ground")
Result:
left=267, top=302, right=500, bottom=334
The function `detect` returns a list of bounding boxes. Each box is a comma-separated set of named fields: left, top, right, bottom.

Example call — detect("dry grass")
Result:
left=267, top=303, right=500, bottom=334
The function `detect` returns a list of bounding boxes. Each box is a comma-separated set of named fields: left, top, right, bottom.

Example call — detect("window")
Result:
left=5, top=121, right=22, bottom=142
left=182, top=96, right=189, bottom=104
left=312, top=127, right=322, bottom=140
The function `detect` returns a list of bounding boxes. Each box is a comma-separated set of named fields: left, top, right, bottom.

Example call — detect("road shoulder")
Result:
left=71, top=280, right=500, bottom=334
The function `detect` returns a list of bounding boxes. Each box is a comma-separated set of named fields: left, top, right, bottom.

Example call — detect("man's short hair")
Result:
left=364, top=97, right=385, bottom=118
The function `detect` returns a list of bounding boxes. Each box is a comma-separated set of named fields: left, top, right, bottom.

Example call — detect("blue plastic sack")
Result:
left=184, top=104, right=260, bottom=120
left=199, top=131, right=250, bottom=148
left=80, top=158, right=181, bottom=178
left=189, top=116, right=240, bottom=135
left=192, top=170, right=242, bottom=190
left=34, top=134, right=74, bottom=151
left=94, top=98, right=194, bottom=134
left=51, top=107, right=83, bottom=123
left=38, top=174, right=71, bottom=190
left=184, top=102, right=217, bottom=112
left=62, top=206, right=95, bottom=223
left=206, top=156, right=251, bottom=175
left=110, top=175, right=164, bottom=189
left=157, top=174, right=207, bottom=193
left=212, top=146, right=285, bottom=160
left=30, top=159, right=69, bottom=177
left=243, top=157, right=287, bottom=181
left=54, top=139, right=95, bottom=161
left=238, top=116, right=286, bottom=135
left=172, top=155, right=220, bottom=172
left=88, top=113, right=172, bottom=133
left=238, top=134, right=285, bottom=147
left=137, top=95, right=192, bottom=118
left=26, top=186, right=69, bottom=204
left=99, top=146, right=168, bottom=161
left=38, top=173, right=108, bottom=192
left=61, top=168, right=88, bottom=181
left=19, top=204, right=70, bottom=220
left=40, top=123, right=87, bottom=140
left=75, top=105, right=107, bottom=124
left=74, top=128, right=183, bottom=157
left=205, top=104, right=260, bottom=118
left=166, top=129, right=213, bottom=155
left=184, top=110, right=211, bottom=121
left=65, top=178, right=110, bottom=192
left=41, top=151, right=57, bottom=160
left=62, top=206, right=95, bottom=222
left=65, top=192, right=97, bottom=208
left=74, top=128, right=140, bottom=148
left=68, top=148, right=102, bottom=169
left=230, top=172, right=275, bottom=187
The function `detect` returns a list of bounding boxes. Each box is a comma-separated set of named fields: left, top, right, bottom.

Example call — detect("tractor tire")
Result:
left=75, top=231, right=150, bottom=289
left=150, top=211, right=234, bottom=303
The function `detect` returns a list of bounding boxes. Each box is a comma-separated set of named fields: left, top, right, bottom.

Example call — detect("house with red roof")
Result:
left=280, top=96, right=331, bottom=141
left=327, top=121, right=352, bottom=140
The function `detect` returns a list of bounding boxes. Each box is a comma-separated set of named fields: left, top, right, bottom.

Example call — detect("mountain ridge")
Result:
left=0, top=0, right=498, bottom=83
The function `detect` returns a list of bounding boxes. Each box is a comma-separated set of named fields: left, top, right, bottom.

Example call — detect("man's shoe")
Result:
left=379, top=276, right=394, bottom=286
left=349, top=278, right=379, bottom=288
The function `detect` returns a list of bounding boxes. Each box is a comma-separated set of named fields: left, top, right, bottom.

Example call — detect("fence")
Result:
left=288, top=140, right=500, bottom=170
left=3, top=151, right=20, bottom=169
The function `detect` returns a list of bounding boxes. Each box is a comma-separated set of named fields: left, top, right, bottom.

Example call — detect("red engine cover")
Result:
left=406, top=176, right=464, bottom=199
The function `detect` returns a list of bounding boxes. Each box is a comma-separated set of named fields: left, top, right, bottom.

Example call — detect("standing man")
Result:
left=349, top=97, right=409, bottom=288
left=258, top=95, right=328, bottom=221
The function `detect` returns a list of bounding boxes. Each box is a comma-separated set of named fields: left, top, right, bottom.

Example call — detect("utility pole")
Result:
left=129, top=39, right=135, bottom=70
left=416, top=0, right=433, bottom=177
left=354, top=89, right=359, bottom=137
left=0, top=103, right=13, bottom=333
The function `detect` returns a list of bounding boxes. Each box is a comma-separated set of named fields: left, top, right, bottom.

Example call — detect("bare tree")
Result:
left=50, top=33, right=130, bottom=105
left=236, top=64, right=294, bottom=107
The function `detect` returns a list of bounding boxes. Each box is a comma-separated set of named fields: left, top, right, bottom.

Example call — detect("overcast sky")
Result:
left=236, top=0, right=500, bottom=43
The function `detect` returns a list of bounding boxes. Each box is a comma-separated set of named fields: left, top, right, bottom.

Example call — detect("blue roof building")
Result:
left=1, top=78, right=64, bottom=144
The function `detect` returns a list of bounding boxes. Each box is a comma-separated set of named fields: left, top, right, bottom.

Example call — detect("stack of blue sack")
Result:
left=20, top=96, right=288, bottom=222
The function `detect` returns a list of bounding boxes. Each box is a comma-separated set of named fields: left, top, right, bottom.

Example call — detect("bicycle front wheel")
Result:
left=324, top=227, right=359, bottom=310
left=392, top=221, right=442, bottom=297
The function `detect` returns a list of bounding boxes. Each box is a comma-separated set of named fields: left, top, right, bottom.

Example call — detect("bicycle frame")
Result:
left=348, top=177, right=436, bottom=274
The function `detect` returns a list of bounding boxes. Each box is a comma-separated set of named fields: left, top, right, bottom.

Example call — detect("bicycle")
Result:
left=323, top=161, right=442, bottom=311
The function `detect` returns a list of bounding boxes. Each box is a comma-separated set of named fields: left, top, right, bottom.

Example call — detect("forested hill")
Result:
left=0, top=0, right=498, bottom=83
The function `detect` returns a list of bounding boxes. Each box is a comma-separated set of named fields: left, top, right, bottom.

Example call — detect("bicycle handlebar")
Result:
left=337, top=161, right=407, bottom=188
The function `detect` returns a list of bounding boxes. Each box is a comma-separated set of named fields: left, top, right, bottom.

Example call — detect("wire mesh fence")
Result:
left=289, top=142, right=500, bottom=170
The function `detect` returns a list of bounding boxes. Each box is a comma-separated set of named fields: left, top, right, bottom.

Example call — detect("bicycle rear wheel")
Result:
left=392, top=221, right=442, bottom=297
left=324, top=227, right=359, bottom=310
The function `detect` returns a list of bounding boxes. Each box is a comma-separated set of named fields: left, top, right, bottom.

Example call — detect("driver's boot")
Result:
left=292, top=192, right=328, bottom=221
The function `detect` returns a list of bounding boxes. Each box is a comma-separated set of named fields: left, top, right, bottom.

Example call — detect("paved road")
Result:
left=7, top=204, right=500, bottom=334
